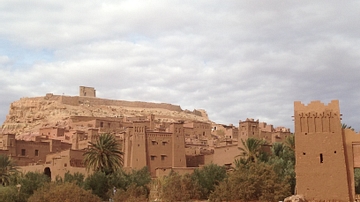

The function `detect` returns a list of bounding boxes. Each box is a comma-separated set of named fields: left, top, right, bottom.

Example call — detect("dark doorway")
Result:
left=44, top=167, right=51, bottom=179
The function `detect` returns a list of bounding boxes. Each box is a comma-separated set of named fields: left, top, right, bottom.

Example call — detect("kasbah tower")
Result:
left=294, top=100, right=354, bottom=201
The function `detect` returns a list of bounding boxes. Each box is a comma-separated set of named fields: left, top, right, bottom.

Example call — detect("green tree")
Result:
left=160, top=171, right=200, bottom=201
left=18, top=172, right=51, bottom=200
left=0, top=186, right=18, bottom=202
left=126, top=166, right=152, bottom=188
left=83, top=133, right=123, bottom=174
left=0, top=154, right=18, bottom=186
left=284, top=134, right=295, bottom=151
left=354, top=168, right=360, bottom=194
left=191, top=163, right=227, bottom=199
left=28, top=182, right=101, bottom=202
left=64, top=171, right=85, bottom=187
left=84, top=171, right=110, bottom=200
left=106, top=166, right=152, bottom=201
left=268, top=139, right=296, bottom=194
left=237, top=138, right=264, bottom=163
left=84, top=167, right=152, bottom=201
left=209, top=162, right=291, bottom=201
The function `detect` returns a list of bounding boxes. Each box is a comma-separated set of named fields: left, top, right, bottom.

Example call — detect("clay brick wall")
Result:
left=60, top=96, right=79, bottom=106
left=208, top=144, right=239, bottom=166
left=95, top=119, right=124, bottom=133
left=59, top=95, right=183, bottom=112
left=146, top=132, right=173, bottom=176
left=170, top=123, right=186, bottom=168
left=342, top=129, right=360, bottom=198
left=239, top=119, right=260, bottom=143
left=259, top=122, right=273, bottom=132
left=183, top=122, right=211, bottom=139
left=129, top=122, right=147, bottom=170
left=186, top=155, right=205, bottom=167
left=271, top=131, right=290, bottom=143
left=20, top=149, right=88, bottom=181
left=39, top=127, right=65, bottom=138
left=294, top=100, right=351, bottom=201
left=14, top=140, right=50, bottom=165
left=259, top=131, right=272, bottom=143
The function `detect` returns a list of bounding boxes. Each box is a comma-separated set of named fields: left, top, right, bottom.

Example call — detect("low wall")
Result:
left=58, top=95, right=183, bottom=112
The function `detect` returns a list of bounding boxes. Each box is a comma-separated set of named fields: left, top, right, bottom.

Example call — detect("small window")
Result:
left=320, top=153, right=323, bottom=163
left=161, top=155, right=166, bottom=161
left=100, top=122, right=104, bottom=127
left=35, top=150, right=39, bottom=156
left=21, top=149, right=26, bottom=156
left=151, top=156, right=156, bottom=160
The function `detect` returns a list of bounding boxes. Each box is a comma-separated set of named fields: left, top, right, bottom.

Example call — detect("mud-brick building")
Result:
left=123, top=121, right=186, bottom=177
left=183, top=121, right=212, bottom=139
left=238, top=118, right=291, bottom=144
left=294, top=100, right=360, bottom=201
left=0, top=134, right=71, bottom=166
left=19, top=149, right=88, bottom=181
left=69, top=116, right=125, bottom=134
left=39, top=127, right=65, bottom=139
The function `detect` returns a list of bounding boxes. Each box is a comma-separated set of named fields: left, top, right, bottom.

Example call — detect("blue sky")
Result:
left=1, top=1, right=360, bottom=132
left=0, top=39, right=54, bottom=68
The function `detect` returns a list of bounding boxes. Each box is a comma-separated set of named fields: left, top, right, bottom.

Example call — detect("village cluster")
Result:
left=2, top=86, right=360, bottom=201
left=0, top=86, right=291, bottom=179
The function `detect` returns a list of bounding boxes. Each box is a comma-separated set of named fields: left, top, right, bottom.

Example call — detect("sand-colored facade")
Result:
left=294, top=100, right=360, bottom=201
left=0, top=86, right=295, bottom=181
left=238, top=118, right=291, bottom=144
left=123, top=121, right=187, bottom=177
left=0, top=134, right=72, bottom=166
left=18, top=149, right=89, bottom=181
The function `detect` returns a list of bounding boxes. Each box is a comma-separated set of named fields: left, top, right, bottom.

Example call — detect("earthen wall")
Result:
left=146, top=132, right=173, bottom=176
left=207, top=144, right=239, bottom=166
left=59, top=95, right=183, bottom=112
left=294, top=100, right=351, bottom=201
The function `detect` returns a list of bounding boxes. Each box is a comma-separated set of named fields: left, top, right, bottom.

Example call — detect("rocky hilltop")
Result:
left=1, top=93, right=210, bottom=135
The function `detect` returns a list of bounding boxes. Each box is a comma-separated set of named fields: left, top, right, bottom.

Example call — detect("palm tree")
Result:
left=271, top=142, right=285, bottom=158
left=342, top=123, right=355, bottom=131
left=237, top=138, right=264, bottom=163
left=83, top=133, right=123, bottom=174
left=0, top=154, right=18, bottom=186
left=284, top=135, right=295, bottom=151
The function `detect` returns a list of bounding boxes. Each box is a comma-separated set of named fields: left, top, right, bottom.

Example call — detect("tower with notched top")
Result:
left=294, top=100, right=351, bottom=201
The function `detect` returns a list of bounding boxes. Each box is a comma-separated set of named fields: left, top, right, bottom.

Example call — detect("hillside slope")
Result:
left=1, top=93, right=210, bottom=135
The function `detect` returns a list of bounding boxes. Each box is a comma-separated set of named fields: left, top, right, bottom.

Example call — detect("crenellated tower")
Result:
left=294, top=100, right=351, bottom=201
left=170, top=123, right=186, bottom=167
left=129, top=121, right=148, bottom=170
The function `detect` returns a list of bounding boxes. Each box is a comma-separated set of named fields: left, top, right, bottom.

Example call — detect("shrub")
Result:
left=191, top=163, right=227, bottom=199
left=113, top=183, right=148, bottom=202
left=209, top=162, right=291, bottom=201
left=28, top=182, right=101, bottom=202
left=160, top=171, right=201, bottom=201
